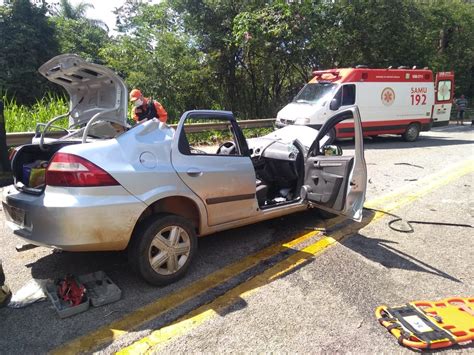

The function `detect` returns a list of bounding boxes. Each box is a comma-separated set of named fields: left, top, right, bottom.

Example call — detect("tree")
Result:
left=48, top=0, right=110, bottom=63
left=168, top=0, right=263, bottom=116
left=421, top=0, right=474, bottom=97
left=51, top=17, right=110, bottom=61
left=48, top=0, right=108, bottom=31
left=0, top=0, right=59, bottom=104
left=233, top=2, right=322, bottom=117
left=102, top=1, right=219, bottom=121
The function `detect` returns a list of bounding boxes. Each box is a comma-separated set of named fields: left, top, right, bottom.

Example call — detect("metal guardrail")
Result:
left=5, top=118, right=277, bottom=146
left=8, top=108, right=473, bottom=146
left=6, top=131, right=65, bottom=146
left=177, top=118, right=276, bottom=133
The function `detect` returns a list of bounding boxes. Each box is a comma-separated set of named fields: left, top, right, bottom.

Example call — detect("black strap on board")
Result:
left=385, top=304, right=456, bottom=347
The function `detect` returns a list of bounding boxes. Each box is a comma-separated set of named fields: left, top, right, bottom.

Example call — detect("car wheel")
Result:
left=128, top=214, right=197, bottom=286
left=402, top=123, right=420, bottom=142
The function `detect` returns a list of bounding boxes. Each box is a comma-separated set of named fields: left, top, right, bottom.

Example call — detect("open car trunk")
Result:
left=11, top=142, right=80, bottom=194
left=38, top=54, right=128, bottom=131
left=9, top=54, right=130, bottom=195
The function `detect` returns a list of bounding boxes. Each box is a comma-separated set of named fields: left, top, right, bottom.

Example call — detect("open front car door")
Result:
left=301, top=106, right=367, bottom=221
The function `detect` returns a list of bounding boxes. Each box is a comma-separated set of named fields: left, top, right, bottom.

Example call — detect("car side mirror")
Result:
left=330, top=98, right=341, bottom=111
left=323, top=144, right=343, bottom=156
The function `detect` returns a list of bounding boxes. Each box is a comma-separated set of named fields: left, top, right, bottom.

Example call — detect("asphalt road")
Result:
left=0, top=123, right=473, bottom=354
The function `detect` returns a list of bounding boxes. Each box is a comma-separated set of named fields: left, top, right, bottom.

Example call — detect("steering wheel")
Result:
left=216, top=141, right=236, bottom=155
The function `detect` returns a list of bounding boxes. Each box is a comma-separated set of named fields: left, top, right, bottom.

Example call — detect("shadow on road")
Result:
left=28, top=250, right=130, bottom=280
left=21, top=210, right=373, bottom=353
left=341, top=233, right=461, bottom=283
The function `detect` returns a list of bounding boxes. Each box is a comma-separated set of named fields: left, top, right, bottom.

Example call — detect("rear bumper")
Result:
left=2, top=185, right=146, bottom=251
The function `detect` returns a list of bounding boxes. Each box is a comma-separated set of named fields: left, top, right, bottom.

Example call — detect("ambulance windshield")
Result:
left=293, top=82, right=336, bottom=105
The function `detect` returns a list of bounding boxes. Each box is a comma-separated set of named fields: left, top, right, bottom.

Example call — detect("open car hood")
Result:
left=39, top=54, right=128, bottom=128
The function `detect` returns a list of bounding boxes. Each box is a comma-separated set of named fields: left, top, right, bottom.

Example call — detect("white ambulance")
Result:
left=275, top=67, right=454, bottom=141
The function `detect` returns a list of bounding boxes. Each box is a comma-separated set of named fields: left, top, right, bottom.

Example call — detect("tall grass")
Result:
left=1, top=93, right=274, bottom=142
left=2, top=93, right=69, bottom=133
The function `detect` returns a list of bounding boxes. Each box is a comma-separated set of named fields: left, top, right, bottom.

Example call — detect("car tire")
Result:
left=128, top=214, right=197, bottom=286
left=402, top=123, right=420, bottom=142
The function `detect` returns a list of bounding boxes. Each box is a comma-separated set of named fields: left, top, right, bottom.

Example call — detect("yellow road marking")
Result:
left=118, top=159, right=474, bottom=354
left=51, top=220, right=344, bottom=354
left=118, top=228, right=368, bottom=355
left=52, top=158, right=473, bottom=354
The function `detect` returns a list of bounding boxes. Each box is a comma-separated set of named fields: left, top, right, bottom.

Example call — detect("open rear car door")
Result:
left=301, top=106, right=367, bottom=221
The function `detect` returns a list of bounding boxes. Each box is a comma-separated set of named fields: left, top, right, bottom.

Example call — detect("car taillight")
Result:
left=46, top=153, right=119, bottom=187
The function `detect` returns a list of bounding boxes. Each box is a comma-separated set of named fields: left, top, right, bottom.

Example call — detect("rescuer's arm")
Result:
left=131, top=107, right=140, bottom=123
left=154, top=101, right=168, bottom=123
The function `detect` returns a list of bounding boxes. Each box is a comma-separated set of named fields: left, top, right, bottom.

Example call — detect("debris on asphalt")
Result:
left=47, top=275, right=89, bottom=318
left=394, top=162, right=424, bottom=169
left=78, top=271, right=122, bottom=307
left=404, top=178, right=418, bottom=181
left=15, top=243, right=39, bottom=252
left=8, top=278, right=48, bottom=308
left=304, top=227, right=326, bottom=231
left=104, top=310, right=118, bottom=318
left=46, top=271, right=122, bottom=319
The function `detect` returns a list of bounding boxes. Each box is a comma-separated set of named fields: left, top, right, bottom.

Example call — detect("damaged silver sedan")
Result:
left=2, top=55, right=367, bottom=285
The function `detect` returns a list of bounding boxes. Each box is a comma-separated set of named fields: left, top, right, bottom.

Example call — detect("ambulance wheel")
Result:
left=402, top=123, right=420, bottom=142
left=128, top=214, right=197, bottom=286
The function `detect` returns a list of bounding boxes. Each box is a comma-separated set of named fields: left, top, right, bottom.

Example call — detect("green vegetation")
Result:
left=0, top=0, right=473, bottom=132
left=185, top=127, right=273, bottom=147
left=2, top=94, right=68, bottom=132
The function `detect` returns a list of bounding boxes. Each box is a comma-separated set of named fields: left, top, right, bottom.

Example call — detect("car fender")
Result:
left=59, top=127, right=210, bottom=233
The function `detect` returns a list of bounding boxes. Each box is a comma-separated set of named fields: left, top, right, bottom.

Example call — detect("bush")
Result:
left=2, top=93, right=68, bottom=133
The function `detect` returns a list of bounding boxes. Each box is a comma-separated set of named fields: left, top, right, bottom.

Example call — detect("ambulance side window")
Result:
left=342, top=84, right=356, bottom=105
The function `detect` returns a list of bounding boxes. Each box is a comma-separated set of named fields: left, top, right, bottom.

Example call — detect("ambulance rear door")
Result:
left=432, top=72, right=454, bottom=127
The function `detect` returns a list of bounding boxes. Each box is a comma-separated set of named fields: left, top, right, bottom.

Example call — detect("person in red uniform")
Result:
left=129, top=89, right=168, bottom=124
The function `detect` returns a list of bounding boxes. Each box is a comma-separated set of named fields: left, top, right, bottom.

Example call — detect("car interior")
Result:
left=180, top=118, right=308, bottom=209
left=251, top=140, right=306, bottom=209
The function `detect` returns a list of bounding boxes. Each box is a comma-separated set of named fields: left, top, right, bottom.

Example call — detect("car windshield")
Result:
left=293, top=82, right=337, bottom=105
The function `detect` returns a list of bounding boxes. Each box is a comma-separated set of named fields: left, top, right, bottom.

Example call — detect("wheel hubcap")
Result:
left=407, top=126, right=418, bottom=140
left=148, top=225, right=191, bottom=275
